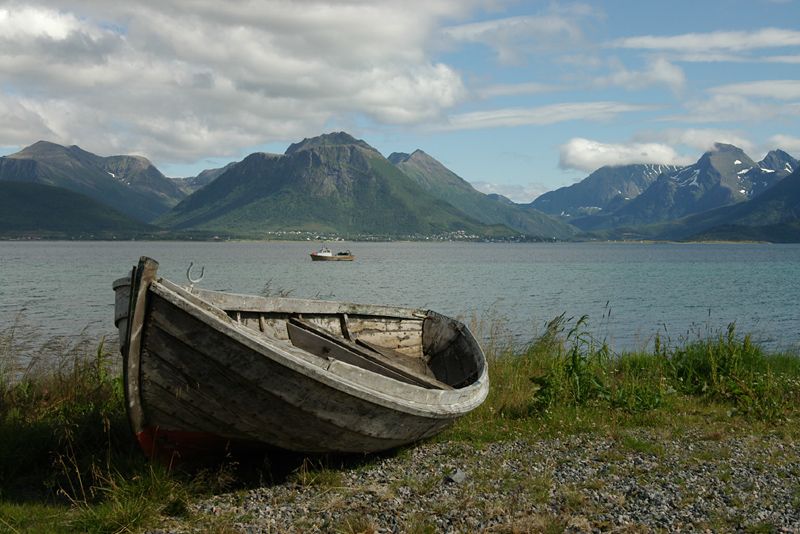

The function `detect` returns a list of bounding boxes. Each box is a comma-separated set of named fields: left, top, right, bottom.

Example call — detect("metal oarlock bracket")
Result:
left=187, top=263, right=205, bottom=288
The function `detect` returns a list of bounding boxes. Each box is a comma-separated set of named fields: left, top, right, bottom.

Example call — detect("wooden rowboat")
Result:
left=114, top=257, right=489, bottom=464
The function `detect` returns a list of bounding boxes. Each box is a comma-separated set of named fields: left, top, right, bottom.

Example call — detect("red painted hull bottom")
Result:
left=137, top=427, right=264, bottom=466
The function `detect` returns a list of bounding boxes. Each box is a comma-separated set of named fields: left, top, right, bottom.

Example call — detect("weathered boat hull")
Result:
left=115, top=257, right=488, bottom=463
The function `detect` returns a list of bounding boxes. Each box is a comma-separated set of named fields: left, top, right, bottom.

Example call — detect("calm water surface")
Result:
left=1, top=241, right=798, bottom=353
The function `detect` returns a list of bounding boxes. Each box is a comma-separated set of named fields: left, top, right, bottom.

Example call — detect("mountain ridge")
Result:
left=388, top=149, right=576, bottom=238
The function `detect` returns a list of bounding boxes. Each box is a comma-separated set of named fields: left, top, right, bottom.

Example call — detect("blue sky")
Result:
left=1, top=0, right=798, bottom=202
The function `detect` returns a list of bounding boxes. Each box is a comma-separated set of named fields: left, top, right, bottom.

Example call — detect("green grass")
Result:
left=2, top=314, right=800, bottom=532
left=448, top=314, right=800, bottom=445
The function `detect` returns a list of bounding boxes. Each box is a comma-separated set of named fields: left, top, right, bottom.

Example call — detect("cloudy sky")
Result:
left=1, top=0, right=799, bottom=202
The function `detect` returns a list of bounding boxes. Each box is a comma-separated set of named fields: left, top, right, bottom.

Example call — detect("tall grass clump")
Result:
left=482, top=314, right=665, bottom=421
left=659, top=323, right=800, bottom=420
left=0, top=327, right=127, bottom=499
left=457, top=314, right=800, bottom=442
left=0, top=319, right=190, bottom=532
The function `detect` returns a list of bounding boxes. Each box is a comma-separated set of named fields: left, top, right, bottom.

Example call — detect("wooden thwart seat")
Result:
left=287, top=317, right=453, bottom=390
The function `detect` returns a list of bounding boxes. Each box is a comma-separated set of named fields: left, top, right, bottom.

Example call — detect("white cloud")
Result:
left=557, top=128, right=777, bottom=174
left=765, top=134, right=800, bottom=155
left=557, top=138, right=693, bottom=173
left=0, top=0, right=485, bottom=162
left=437, top=102, right=659, bottom=132
left=612, top=28, right=800, bottom=53
left=0, top=6, right=86, bottom=40
left=673, top=94, right=800, bottom=124
left=470, top=181, right=549, bottom=203
left=663, top=81, right=800, bottom=128
left=765, top=55, right=800, bottom=63
left=442, top=12, right=590, bottom=66
left=707, top=80, right=800, bottom=100
left=1, top=0, right=797, bottom=186
left=475, top=81, right=566, bottom=99
left=0, top=96, right=57, bottom=141
left=633, top=128, right=756, bottom=155
left=595, top=57, right=686, bottom=95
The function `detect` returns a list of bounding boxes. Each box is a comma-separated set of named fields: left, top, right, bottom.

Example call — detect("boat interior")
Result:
left=152, top=278, right=482, bottom=391
left=230, top=308, right=455, bottom=390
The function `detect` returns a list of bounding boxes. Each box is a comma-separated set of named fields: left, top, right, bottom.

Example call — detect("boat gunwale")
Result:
left=184, top=284, right=423, bottom=318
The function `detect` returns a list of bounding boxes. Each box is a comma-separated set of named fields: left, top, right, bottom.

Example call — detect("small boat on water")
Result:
left=113, top=257, right=488, bottom=464
left=310, top=245, right=354, bottom=261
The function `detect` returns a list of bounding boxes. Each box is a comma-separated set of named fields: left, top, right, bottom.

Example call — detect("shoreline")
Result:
left=0, top=236, right=781, bottom=244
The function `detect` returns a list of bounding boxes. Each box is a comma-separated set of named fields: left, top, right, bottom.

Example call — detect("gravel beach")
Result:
left=147, top=427, right=800, bottom=533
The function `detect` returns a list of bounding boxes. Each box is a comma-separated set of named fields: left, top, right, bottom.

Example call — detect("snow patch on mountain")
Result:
left=676, top=168, right=700, bottom=187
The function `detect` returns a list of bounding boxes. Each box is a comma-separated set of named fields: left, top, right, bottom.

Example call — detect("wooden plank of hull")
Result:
left=142, top=343, right=271, bottom=442
left=135, top=427, right=264, bottom=465
left=341, top=316, right=425, bottom=359
left=143, top=327, right=407, bottom=453
left=145, top=307, right=401, bottom=449
left=125, top=258, right=159, bottom=437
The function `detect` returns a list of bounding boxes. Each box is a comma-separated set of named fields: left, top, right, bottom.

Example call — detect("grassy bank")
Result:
left=1, top=316, right=799, bottom=533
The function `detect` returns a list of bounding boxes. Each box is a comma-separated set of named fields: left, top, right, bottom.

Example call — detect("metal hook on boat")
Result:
left=187, top=262, right=205, bottom=287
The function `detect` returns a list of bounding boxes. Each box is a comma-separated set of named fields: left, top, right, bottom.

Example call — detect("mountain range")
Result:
left=578, top=163, right=800, bottom=242
left=154, top=132, right=520, bottom=238
left=569, top=144, right=797, bottom=232
left=1, top=133, right=798, bottom=242
left=530, top=163, right=680, bottom=220
left=0, top=141, right=185, bottom=222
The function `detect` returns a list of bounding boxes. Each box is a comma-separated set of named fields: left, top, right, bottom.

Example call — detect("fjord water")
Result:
left=1, top=241, right=799, bottom=353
